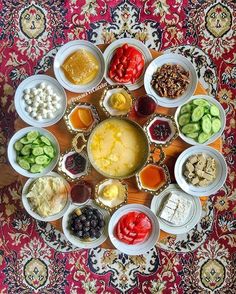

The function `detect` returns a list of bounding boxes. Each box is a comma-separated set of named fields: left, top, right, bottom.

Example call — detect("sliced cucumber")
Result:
left=20, top=137, right=31, bottom=144
left=212, top=118, right=221, bottom=133
left=181, top=123, right=201, bottom=134
left=198, top=132, right=211, bottom=144
left=32, top=138, right=42, bottom=145
left=186, top=132, right=199, bottom=139
left=202, top=115, right=212, bottom=134
left=21, top=144, right=32, bottom=156
left=193, top=99, right=210, bottom=107
left=35, top=155, right=50, bottom=165
left=27, top=131, right=39, bottom=142
left=30, top=164, right=44, bottom=173
left=192, top=106, right=205, bottom=122
left=178, top=113, right=191, bottom=127
left=40, top=136, right=51, bottom=146
left=32, top=146, right=44, bottom=156
left=14, top=141, right=23, bottom=151
left=210, top=105, right=220, bottom=117
left=18, top=159, right=30, bottom=170
left=24, top=156, right=35, bottom=164
left=43, top=146, right=54, bottom=158
left=180, top=104, right=191, bottom=114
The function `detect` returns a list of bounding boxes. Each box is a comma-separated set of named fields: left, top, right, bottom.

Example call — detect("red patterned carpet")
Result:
left=0, top=1, right=235, bottom=293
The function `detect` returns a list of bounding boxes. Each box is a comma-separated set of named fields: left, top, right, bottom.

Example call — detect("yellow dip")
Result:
left=102, top=184, right=119, bottom=200
left=88, top=118, right=147, bottom=177
left=109, top=93, right=132, bottom=111
left=62, top=49, right=99, bottom=85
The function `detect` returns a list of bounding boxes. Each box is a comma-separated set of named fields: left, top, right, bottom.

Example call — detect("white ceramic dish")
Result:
left=103, top=38, right=152, bottom=91
left=62, top=200, right=110, bottom=249
left=14, top=75, right=67, bottom=127
left=151, top=184, right=202, bottom=234
left=174, top=95, right=226, bottom=146
left=108, top=204, right=160, bottom=255
left=7, top=127, right=60, bottom=178
left=174, top=146, right=227, bottom=197
left=22, top=172, right=71, bottom=221
left=144, top=53, right=197, bottom=107
left=53, top=40, right=105, bottom=93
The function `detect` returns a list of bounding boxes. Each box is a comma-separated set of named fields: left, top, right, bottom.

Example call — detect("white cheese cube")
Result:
left=159, top=206, right=175, bottom=223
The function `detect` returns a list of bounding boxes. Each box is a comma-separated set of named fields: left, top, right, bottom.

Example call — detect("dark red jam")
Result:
left=65, top=152, right=86, bottom=175
left=71, top=181, right=92, bottom=204
left=149, top=119, right=171, bottom=141
left=134, top=95, right=157, bottom=117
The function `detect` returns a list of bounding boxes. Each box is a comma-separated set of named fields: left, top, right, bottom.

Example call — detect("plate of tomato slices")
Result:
left=103, top=38, right=152, bottom=91
left=108, top=204, right=160, bottom=255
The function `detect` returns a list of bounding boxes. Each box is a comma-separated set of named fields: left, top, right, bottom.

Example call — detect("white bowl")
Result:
left=151, top=184, right=202, bottom=234
left=7, top=127, right=60, bottom=178
left=144, top=53, right=197, bottom=107
left=62, top=200, right=110, bottom=249
left=103, top=38, right=152, bottom=91
left=174, top=146, right=227, bottom=197
left=22, top=172, right=71, bottom=221
left=53, top=40, right=105, bottom=93
left=14, top=75, right=67, bottom=127
left=174, top=95, right=226, bottom=145
left=108, top=204, right=160, bottom=255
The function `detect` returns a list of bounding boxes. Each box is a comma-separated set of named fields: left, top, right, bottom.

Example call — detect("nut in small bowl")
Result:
left=100, top=85, right=133, bottom=117
left=144, top=113, right=179, bottom=147
left=64, top=102, right=100, bottom=134
left=95, top=179, right=128, bottom=212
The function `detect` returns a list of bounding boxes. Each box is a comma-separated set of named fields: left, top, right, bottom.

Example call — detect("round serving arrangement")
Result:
left=10, top=40, right=226, bottom=253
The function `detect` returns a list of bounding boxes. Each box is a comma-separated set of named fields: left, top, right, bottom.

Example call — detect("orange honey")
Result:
left=140, top=164, right=166, bottom=190
left=69, top=107, right=94, bottom=130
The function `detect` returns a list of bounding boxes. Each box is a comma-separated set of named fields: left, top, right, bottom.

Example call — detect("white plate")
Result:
left=22, top=172, right=71, bottom=221
left=151, top=184, right=202, bottom=234
left=53, top=40, right=105, bottom=93
left=174, top=146, right=227, bottom=197
left=7, top=127, right=60, bottom=178
left=14, top=75, right=67, bottom=127
left=103, top=38, right=152, bottom=91
left=174, top=95, right=226, bottom=145
left=144, top=53, right=197, bottom=107
left=62, top=200, right=110, bottom=249
left=108, top=204, right=160, bottom=255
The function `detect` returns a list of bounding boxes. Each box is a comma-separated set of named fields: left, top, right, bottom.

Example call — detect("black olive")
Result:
left=83, top=231, right=90, bottom=238
left=95, top=230, right=101, bottom=238
left=99, top=220, right=105, bottom=227
left=89, top=228, right=96, bottom=238
left=80, top=215, right=86, bottom=222
left=84, top=221, right=90, bottom=227
left=76, top=231, right=83, bottom=238
left=90, top=219, right=97, bottom=228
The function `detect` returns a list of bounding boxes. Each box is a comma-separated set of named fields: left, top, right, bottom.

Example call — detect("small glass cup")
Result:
left=134, top=94, right=157, bottom=117
left=70, top=181, right=92, bottom=205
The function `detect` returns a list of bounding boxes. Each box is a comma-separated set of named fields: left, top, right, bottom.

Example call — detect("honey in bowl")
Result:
left=139, top=164, right=166, bottom=190
left=69, top=107, right=94, bottom=130
left=88, top=118, right=148, bottom=178
left=62, top=49, right=99, bottom=85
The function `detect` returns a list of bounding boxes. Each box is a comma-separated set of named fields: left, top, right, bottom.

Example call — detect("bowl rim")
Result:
left=174, top=94, right=226, bottom=146
left=7, top=126, right=60, bottom=178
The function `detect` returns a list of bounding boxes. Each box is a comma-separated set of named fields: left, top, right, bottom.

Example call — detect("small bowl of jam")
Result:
left=144, top=113, right=179, bottom=147
left=57, top=149, right=90, bottom=182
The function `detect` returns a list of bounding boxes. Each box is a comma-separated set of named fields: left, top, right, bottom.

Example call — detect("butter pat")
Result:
left=159, top=192, right=192, bottom=225
left=102, top=184, right=119, bottom=201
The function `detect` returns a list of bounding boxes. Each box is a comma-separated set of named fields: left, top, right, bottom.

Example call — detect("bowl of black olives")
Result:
left=62, top=200, right=110, bottom=248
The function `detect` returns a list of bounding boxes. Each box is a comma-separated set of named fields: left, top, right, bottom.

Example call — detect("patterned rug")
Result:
left=0, top=1, right=235, bottom=293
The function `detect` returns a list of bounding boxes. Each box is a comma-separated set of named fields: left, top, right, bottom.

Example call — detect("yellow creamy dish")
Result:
left=62, top=49, right=99, bottom=85
left=88, top=119, right=147, bottom=177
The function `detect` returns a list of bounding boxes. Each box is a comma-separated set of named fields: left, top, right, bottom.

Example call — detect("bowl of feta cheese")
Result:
left=14, top=74, right=67, bottom=127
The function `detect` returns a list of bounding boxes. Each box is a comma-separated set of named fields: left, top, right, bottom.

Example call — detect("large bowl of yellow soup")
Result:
left=86, top=118, right=149, bottom=179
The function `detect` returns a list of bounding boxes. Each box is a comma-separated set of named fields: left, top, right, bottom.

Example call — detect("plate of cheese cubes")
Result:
left=14, top=74, right=67, bottom=127
left=151, top=184, right=202, bottom=234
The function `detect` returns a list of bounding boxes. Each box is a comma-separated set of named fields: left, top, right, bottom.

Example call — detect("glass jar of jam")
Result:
left=70, top=181, right=92, bottom=205
left=134, top=94, right=157, bottom=117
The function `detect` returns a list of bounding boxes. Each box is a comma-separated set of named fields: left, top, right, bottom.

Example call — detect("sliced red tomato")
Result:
left=120, top=234, right=134, bottom=244
left=133, top=231, right=150, bottom=244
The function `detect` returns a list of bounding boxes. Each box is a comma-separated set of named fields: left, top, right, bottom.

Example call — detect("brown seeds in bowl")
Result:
left=151, top=64, right=190, bottom=98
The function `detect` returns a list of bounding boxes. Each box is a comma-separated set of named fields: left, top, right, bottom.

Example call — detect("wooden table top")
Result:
left=41, top=45, right=221, bottom=249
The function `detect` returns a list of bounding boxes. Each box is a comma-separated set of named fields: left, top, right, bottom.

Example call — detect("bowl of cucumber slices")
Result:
left=175, top=95, right=226, bottom=145
left=8, top=127, right=60, bottom=177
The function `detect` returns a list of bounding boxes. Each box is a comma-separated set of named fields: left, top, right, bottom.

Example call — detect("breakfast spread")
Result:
left=62, top=49, right=99, bottom=85
left=14, top=131, right=55, bottom=173
left=108, top=43, right=144, bottom=84
left=183, top=153, right=217, bottom=187
left=69, top=206, right=105, bottom=240
left=116, top=211, right=152, bottom=244
left=178, top=98, right=222, bottom=143
left=23, top=83, right=61, bottom=120
left=151, top=64, right=190, bottom=98
left=26, top=176, right=68, bottom=217
left=88, top=118, right=148, bottom=178
left=159, top=192, right=192, bottom=225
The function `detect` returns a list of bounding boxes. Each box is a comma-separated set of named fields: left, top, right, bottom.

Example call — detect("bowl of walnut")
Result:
left=174, top=146, right=227, bottom=197
left=144, top=53, right=197, bottom=108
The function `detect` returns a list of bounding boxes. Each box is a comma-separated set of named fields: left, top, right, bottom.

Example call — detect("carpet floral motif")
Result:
left=0, top=0, right=235, bottom=293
